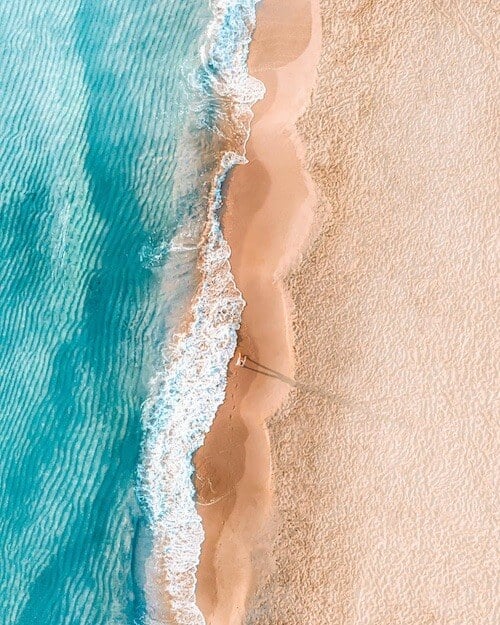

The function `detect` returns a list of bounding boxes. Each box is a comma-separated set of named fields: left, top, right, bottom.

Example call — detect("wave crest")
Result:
left=139, top=2, right=264, bottom=623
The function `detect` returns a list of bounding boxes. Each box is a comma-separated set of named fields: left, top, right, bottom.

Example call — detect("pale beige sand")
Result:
left=245, top=1, right=499, bottom=624
left=194, top=0, right=321, bottom=623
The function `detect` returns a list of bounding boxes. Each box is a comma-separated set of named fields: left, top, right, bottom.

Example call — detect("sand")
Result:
left=196, top=0, right=498, bottom=624
left=194, top=0, right=321, bottom=623
left=245, top=1, right=499, bottom=624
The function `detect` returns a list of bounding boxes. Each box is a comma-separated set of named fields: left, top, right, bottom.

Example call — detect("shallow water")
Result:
left=0, top=0, right=262, bottom=623
left=0, top=1, right=208, bottom=622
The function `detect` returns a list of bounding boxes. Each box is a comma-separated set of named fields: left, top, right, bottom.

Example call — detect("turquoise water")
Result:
left=0, top=1, right=210, bottom=622
left=0, top=0, right=262, bottom=623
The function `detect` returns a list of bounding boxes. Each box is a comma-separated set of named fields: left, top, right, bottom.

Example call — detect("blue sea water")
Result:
left=0, top=0, right=262, bottom=623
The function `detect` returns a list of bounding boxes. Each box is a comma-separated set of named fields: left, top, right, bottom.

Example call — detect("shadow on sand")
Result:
left=238, top=354, right=333, bottom=399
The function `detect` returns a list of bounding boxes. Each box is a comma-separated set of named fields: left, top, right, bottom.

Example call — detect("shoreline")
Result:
left=194, top=0, right=321, bottom=622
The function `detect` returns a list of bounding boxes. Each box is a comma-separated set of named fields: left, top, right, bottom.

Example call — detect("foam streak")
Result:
left=140, top=2, right=264, bottom=623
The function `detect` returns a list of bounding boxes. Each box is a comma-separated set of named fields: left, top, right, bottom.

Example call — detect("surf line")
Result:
left=140, top=2, right=265, bottom=625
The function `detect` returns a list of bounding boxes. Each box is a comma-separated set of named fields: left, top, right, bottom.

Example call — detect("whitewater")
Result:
left=140, top=1, right=264, bottom=624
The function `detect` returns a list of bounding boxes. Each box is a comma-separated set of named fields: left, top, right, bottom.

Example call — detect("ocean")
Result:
left=0, top=1, right=262, bottom=624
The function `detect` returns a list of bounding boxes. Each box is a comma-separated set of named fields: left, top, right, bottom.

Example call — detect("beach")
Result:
left=194, top=0, right=321, bottom=622
left=196, top=0, right=498, bottom=624
left=0, top=0, right=495, bottom=622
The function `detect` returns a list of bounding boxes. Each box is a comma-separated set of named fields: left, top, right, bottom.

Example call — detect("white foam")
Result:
left=140, top=2, right=264, bottom=623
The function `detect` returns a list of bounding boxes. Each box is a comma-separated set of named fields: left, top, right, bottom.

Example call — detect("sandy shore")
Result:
left=245, top=1, right=499, bottom=624
left=194, top=0, right=321, bottom=623
left=195, top=0, right=497, bottom=623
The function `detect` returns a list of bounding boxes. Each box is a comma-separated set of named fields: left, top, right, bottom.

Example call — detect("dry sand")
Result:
left=197, top=0, right=499, bottom=624
left=246, top=1, right=499, bottom=624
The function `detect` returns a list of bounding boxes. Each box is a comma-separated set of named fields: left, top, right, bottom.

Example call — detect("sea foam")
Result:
left=139, top=1, right=264, bottom=623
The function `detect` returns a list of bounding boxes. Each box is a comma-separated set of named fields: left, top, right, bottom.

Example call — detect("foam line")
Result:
left=139, top=1, right=265, bottom=623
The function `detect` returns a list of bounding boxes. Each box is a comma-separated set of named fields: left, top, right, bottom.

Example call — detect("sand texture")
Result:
left=244, top=1, right=499, bottom=624
left=194, top=0, right=321, bottom=623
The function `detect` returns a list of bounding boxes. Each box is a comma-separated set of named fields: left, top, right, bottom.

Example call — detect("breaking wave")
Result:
left=139, top=1, right=264, bottom=623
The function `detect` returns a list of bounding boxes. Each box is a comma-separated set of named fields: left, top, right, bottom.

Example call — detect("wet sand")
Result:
left=194, top=0, right=321, bottom=623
